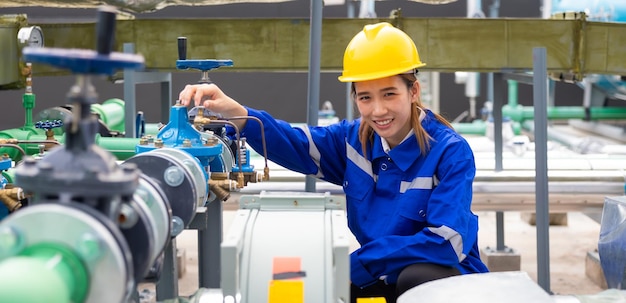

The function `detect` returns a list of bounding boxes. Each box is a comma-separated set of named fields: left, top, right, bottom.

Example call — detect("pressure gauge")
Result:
left=17, top=26, right=44, bottom=48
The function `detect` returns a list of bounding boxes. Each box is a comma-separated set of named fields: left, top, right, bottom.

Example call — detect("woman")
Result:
left=179, top=22, right=488, bottom=303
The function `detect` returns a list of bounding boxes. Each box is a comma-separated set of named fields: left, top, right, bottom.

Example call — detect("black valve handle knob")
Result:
left=96, top=6, right=117, bottom=55
left=178, top=37, right=187, bottom=60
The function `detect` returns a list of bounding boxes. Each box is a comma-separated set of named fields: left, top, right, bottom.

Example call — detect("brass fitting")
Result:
left=0, top=187, right=25, bottom=212
left=204, top=135, right=218, bottom=146
left=0, top=139, right=18, bottom=145
left=208, top=179, right=238, bottom=202
left=210, top=172, right=229, bottom=180
left=45, top=129, right=54, bottom=140
left=263, top=166, right=270, bottom=181
left=237, top=172, right=245, bottom=189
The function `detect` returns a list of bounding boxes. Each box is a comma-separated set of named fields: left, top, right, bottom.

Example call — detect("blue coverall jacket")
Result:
left=236, top=107, right=489, bottom=288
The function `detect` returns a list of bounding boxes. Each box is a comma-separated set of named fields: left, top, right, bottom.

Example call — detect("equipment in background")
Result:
left=0, top=6, right=171, bottom=303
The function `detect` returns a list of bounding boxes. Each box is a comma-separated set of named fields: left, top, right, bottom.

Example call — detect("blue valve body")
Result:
left=0, top=159, right=11, bottom=173
left=136, top=106, right=222, bottom=170
left=232, top=148, right=255, bottom=173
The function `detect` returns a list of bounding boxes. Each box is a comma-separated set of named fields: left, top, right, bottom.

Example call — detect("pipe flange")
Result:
left=124, top=148, right=207, bottom=228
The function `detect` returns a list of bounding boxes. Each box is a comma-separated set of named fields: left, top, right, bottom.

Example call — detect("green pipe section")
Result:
left=2, top=169, right=15, bottom=184
left=453, top=120, right=489, bottom=135
left=0, top=127, right=46, bottom=161
left=502, top=105, right=626, bottom=122
left=0, top=243, right=89, bottom=303
left=23, top=93, right=35, bottom=128
left=90, top=98, right=164, bottom=136
left=507, top=80, right=518, bottom=107
left=145, top=123, right=161, bottom=136
left=0, top=132, right=140, bottom=162
left=95, top=135, right=141, bottom=160
left=452, top=119, right=522, bottom=136
left=90, top=98, right=126, bottom=133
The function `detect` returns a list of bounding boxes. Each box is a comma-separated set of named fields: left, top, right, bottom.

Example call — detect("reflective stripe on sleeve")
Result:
left=427, top=225, right=467, bottom=262
left=296, top=125, right=324, bottom=178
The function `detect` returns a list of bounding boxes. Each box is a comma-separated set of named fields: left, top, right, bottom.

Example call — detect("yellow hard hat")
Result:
left=338, top=22, right=426, bottom=82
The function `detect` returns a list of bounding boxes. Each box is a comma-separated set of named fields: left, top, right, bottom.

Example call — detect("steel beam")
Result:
left=0, top=17, right=619, bottom=76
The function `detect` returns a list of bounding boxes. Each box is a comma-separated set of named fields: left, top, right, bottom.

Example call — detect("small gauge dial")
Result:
left=17, top=26, right=44, bottom=48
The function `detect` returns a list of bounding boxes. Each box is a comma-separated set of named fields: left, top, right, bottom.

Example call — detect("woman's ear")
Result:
left=412, top=81, right=421, bottom=99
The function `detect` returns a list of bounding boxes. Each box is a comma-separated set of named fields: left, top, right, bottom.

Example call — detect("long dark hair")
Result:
left=353, top=72, right=453, bottom=158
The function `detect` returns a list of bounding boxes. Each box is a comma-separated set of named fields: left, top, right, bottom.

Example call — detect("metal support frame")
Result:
left=533, top=47, right=551, bottom=293
left=489, top=49, right=551, bottom=293
left=156, top=237, right=179, bottom=301
left=305, top=0, right=323, bottom=193
left=155, top=203, right=221, bottom=300
left=192, top=200, right=222, bottom=289
left=123, top=43, right=172, bottom=138
left=492, top=72, right=506, bottom=251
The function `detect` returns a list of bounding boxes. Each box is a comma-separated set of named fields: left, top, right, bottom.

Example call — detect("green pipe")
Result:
left=452, top=119, right=522, bottom=136
left=0, top=132, right=140, bottom=162
left=0, top=127, right=46, bottom=161
left=23, top=93, right=35, bottom=128
left=502, top=105, right=626, bottom=122
left=2, top=169, right=15, bottom=184
left=91, top=98, right=126, bottom=133
left=95, top=135, right=141, bottom=160
left=0, top=243, right=90, bottom=303
left=452, top=119, right=488, bottom=135
left=145, top=122, right=161, bottom=136
left=507, top=80, right=518, bottom=107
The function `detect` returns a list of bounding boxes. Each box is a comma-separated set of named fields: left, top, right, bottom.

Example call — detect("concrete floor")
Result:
left=138, top=201, right=606, bottom=302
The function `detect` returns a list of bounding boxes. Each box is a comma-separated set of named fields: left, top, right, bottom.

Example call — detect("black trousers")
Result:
left=350, top=263, right=461, bottom=303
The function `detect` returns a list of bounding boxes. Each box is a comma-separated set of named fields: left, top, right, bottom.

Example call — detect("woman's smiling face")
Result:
left=354, top=75, right=419, bottom=148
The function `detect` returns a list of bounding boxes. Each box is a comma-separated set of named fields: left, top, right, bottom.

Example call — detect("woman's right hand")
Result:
left=178, top=83, right=248, bottom=118
left=178, top=83, right=248, bottom=129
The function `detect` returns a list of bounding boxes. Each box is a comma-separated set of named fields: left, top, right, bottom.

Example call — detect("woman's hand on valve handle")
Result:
left=178, top=83, right=248, bottom=129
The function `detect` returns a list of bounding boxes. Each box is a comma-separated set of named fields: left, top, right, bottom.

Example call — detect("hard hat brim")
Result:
left=338, top=63, right=426, bottom=82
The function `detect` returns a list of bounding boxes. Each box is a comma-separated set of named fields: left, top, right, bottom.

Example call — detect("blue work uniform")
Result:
left=235, top=107, right=489, bottom=288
